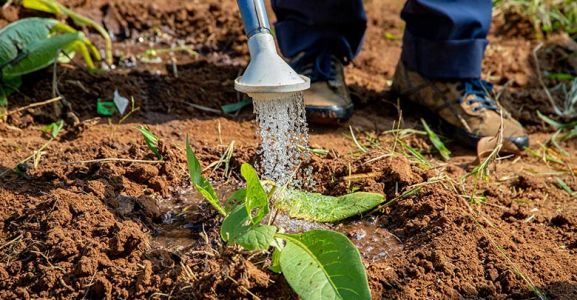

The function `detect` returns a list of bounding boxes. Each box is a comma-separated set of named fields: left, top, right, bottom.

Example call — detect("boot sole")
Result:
left=305, top=104, right=354, bottom=125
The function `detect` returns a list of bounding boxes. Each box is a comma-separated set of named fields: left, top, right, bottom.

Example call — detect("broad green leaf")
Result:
left=3, top=32, right=83, bottom=79
left=276, top=190, right=384, bottom=223
left=185, top=137, right=226, bottom=215
left=235, top=225, right=277, bottom=251
left=221, top=205, right=276, bottom=250
left=240, top=163, right=269, bottom=225
left=0, top=18, right=57, bottom=69
left=421, top=119, right=451, bottom=161
left=224, top=188, right=246, bottom=213
left=278, top=230, right=371, bottom=300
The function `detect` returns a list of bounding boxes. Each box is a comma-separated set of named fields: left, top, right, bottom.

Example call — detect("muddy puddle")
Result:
left=149, top=184, right=402, bottom=263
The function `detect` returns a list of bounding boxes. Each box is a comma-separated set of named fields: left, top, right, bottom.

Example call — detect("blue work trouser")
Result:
left=271, top=0, right=492, bottom=80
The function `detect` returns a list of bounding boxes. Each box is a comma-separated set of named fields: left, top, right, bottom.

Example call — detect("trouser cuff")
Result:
left=401, top=30, right=488, bottom=79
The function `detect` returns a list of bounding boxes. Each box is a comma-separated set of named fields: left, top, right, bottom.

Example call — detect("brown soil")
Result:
left=1, top=0, right=577, bottom=299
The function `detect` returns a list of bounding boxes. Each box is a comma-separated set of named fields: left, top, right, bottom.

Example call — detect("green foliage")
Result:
left=22, top=0, right=112, bottom=65
left=221, top=205, right=277, bottom=250
left=0, top=17, right=101, bottom=112
left=278, top=231, right=371, bottom=300
left=184, top=144, right=372, bottom=300
left=276, top=190, right=384, bottom=223
left=421, top=119, right=451, bottom=161
left=185, top=137, right=226, bottom=216
left=41, top=119, right=64, bottom=138
left=241, top=163, right=269, bottom=224
left=494, top=0, right=577, bottom=37
left=537, top=110, right=577, bottom=141
left=138, top=126, right=163, bottom=160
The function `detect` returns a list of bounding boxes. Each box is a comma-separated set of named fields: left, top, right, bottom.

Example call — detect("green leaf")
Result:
left=544, top=72, right=575, bottom=81
left=138, top=126, right=162, bottom=160
left=0, top=86, right=7, bottom=118
left=41, top=119, right=64, bottom=138
left=22, top=0, right=62, bottom=15
left=240, top=163, right=269, bottom=225
left=221, top=205, right=276, bottom=250
left=221, top=99, right=252, bottom=114
left=3, top=31, right=83, bottom=79
left=421, top=119, right=451, bottom=161
left=537, top=110, right=577, bottom=130
left=224, top=188, right=246, bottom=213
left=276, top=190, right=384, bottom=223
left=185, top=137, right=226, bottom=216
left=269, top=246, right=282, bottom=273
left=278, top=230, right=371, bottom=300
left=0, top=18, right=57, bottom=71
left=235, top=225, right=277, bottom=251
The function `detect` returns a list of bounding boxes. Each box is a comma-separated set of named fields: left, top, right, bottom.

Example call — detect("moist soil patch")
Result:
left=1, top=0, right=577, bottom=299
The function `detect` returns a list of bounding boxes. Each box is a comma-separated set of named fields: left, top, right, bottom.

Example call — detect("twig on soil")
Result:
left=185, top=103, right=222, bottom=114
left=226, top=275, right=262, bottom=300
left=63, top=158, right=165, bottom=165
left=0, top=234, right=22, bottom=251
left=6, top=97, right=62, bottom=116
left=349, top=125, right=368, bottom=153
left=533, top=43, right=566, bottom=117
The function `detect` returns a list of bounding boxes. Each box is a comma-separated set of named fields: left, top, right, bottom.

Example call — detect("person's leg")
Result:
left=393, top=0, right=528, bottom=152
left=271, top=0, right=367, bottom=123
left=400, top=0, right=492, bottom=79
left=272, top=0, right=366, bottom=78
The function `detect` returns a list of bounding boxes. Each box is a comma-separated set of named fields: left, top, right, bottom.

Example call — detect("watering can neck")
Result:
left=237, top=0, right=271, bottom=38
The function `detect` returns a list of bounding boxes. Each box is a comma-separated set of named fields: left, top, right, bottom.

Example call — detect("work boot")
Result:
left=290, top=54, right=353, bottom=124
left=392, top=62, right=529, bottom=153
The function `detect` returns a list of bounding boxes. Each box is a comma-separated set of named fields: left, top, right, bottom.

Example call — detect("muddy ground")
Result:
left=1, top=0, right=577, bottom=299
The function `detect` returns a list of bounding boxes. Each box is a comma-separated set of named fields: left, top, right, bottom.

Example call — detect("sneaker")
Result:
left=392, top=62, right=529, bottom=153
left=290, top=54, right=353, bottom=124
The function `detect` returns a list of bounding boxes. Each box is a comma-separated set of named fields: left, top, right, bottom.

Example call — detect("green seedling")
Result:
left=421, top=119, right=451, bottom=161
left=185, top=138, right=372, bottom=300
left=138, top=126, right=163, bottom=160
left=0, top=119, right=64, bottom=177
left=554, top=177, right=577, bottom=198
left=0, top=17, right=101, bottom=116
left=22, top=0, right=112, bottom=65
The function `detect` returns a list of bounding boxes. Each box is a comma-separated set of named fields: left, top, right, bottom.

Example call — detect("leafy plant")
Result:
left=0, top=17, right=101, bottom=116
left=22, top=0, right=113, bottom=65
left=138, top=126, right=163, bottom=160
left=185, top=138, right=372, bottom=300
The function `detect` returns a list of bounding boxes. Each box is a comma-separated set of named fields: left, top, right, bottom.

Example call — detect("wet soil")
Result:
left=1, top=0, right=577, bottom=299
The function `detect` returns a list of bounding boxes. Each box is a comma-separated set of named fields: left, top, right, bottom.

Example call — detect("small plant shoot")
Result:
left=185, top=138, right=371, bottom=300
left=139, top=126, right=163, bottom=160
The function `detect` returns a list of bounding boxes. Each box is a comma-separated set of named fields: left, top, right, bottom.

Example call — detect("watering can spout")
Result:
left=234, top=0, right=310, bottom=95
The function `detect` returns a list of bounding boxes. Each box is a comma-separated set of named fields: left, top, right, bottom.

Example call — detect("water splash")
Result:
left=252, top=92, right=309, bottom=187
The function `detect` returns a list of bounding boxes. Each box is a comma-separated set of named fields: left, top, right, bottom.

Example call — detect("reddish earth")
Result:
left=1, top=0, right=577, bottom=299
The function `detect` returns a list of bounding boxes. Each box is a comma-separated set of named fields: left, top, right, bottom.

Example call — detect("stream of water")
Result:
left=251, top=92, right=309, bottom=188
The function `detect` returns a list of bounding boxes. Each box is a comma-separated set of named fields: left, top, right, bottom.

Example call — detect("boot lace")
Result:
left=459, top=79, right=499, bottom=113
